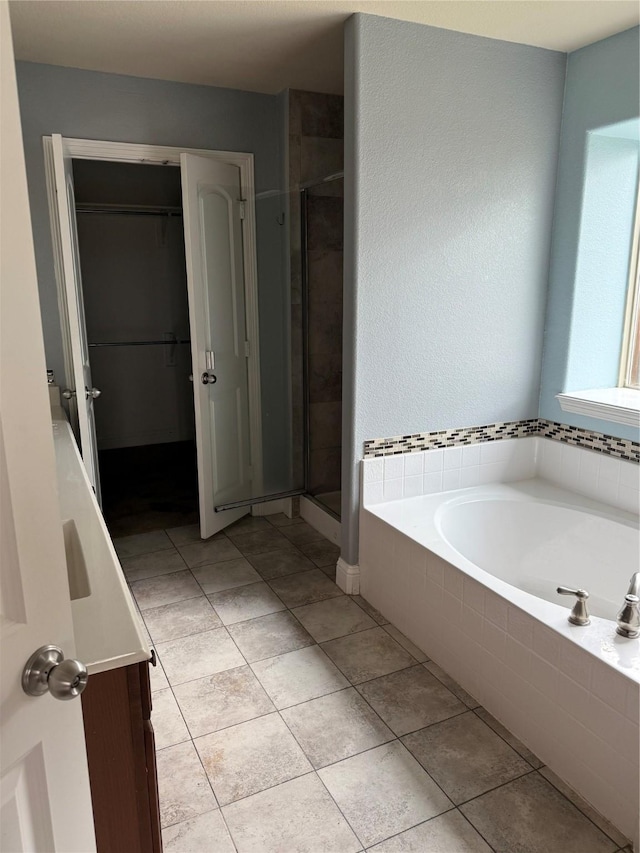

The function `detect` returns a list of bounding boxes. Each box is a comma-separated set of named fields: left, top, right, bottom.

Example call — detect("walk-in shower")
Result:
left=301, top=172, right=344, bottom=520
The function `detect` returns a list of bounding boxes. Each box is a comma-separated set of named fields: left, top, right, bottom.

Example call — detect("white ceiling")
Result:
left=10, top=0, right=640, bottom=95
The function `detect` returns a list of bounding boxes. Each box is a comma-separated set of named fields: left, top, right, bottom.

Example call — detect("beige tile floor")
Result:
left=115, top=516, right=631, bottom=853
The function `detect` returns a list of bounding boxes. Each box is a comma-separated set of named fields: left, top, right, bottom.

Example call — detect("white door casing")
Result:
left=50, top=134, right=102, bottom=503
left=181, top=154, right=252, bottom=537
left=43, top=138, right=264, bottom=522
left=0, top=6, right=96, bottom=850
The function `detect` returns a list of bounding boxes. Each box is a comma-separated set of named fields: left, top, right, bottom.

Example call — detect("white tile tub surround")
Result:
left=362, top=436, right=639, bottom=515
left=359, top=438, right=640, bottom=845
left=537, top=438, right=640, bottom=515
left=363, top=437, right=538, bottom=506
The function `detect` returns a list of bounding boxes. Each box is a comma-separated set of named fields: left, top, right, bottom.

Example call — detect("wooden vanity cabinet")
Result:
left=81, top=660, right=162, bottom=853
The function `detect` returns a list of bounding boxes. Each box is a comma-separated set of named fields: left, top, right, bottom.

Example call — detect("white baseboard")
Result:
left=300, top=495, right=340, bottom=545
left=252, top=498, right=292, bottom=518
left=336, top=557, right=360, bottom=595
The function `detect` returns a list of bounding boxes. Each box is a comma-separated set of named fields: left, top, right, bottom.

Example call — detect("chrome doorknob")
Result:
left=62, top=388, right=76, bottom=399
left=86, top=387, right=101, bottom=399
left=201, top=372, right=217, bottom=385
left=22, top=645, right=89, bottom=701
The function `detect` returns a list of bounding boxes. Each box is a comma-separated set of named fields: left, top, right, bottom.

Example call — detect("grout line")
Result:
left=317, top=637, right=417, bottom=686
left=350, top=594, right=389, bottom=626
left=215, top=769, right=321, bottom=818
left=272, top=694, right=369, bottom=847
left=457, top=808, right=499, bottom=853
left=137, top=591, right=204, bottom=613
left=471, top=707, right=541, bottom=770
left=393, top=707, right=472, bottom=740
left=533, top=769, right=631, bottom=849
left=147, top=536, right=244, bottom=850
left=154, top=655, right=444, bottom=724
left=422, top=661, right=480, bottom=709
left=165, top=702, right=275, bottom=744
left=313, top=768, right=369, bottom=849
left=160, top=687, right=241, bottom=851
left=200, top=766, right=319, bottom=812
left=117, top=543, right=176, bottom=561
left=159, top=805, right=220, bottom=834
left=456, top=766, right=539, bottom=809
left=358, top=809, right=497, bottom=853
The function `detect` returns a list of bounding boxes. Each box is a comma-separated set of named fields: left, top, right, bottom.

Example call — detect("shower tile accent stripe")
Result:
left=363, top=419, right=640, bottom=463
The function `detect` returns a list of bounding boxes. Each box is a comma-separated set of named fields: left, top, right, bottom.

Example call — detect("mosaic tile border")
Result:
left=363, top=418, right=640, bottom=463
left=537, top=420, right=639, bottom=462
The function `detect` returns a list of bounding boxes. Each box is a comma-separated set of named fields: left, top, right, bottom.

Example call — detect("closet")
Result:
left=73, top=160, right=197, bottom=536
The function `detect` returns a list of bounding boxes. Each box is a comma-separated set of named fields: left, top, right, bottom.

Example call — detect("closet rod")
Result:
left=88, top=339, right=191, bottom=348
left=76, top=205, right=182, bottom=217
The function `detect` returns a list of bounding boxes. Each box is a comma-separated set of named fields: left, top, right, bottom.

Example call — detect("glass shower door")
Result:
left=301, top=174, right=344, bottom=519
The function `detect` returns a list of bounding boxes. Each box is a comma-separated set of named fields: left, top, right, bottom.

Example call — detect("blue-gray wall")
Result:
left=539, top=28, right=640, bottom=441
left=15, top=61, right=291, bottom=492
left=343, top=14, right=566, bottom=564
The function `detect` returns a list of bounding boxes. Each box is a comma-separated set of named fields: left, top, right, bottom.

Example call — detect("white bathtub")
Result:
left=436, top=488, right=637, bottom=621
left=359, top=439, right=640, bottom=844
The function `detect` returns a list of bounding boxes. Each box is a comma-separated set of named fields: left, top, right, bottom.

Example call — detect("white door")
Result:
left=51, top=134, right=102, bottom=503
left=181, top=154, right=252, bottom=538
left=0, top=6, right=96, bottom=850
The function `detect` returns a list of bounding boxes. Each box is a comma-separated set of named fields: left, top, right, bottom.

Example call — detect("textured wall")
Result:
left=15, top=61, right=290, bottom=492
left=343, top=14, right=566, bottom=563
left=539, top=28, right=640, bottom=441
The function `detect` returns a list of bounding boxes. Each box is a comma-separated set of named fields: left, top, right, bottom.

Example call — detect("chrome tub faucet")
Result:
left=557, top=586, right=590, bottom=626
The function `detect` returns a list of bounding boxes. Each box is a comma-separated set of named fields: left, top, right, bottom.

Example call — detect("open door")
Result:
left=181, top=154, right=252, bottom=538
left=51, top=134, right=101, bottom=503
left=1, top=7, right=95, bottom=849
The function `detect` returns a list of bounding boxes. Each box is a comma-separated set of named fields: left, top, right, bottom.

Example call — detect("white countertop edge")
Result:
left=88, top=648, right=152, bottom=677
left=52, top=409, right=152, bottom=673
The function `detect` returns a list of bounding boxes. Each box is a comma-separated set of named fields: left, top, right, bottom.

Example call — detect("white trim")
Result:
left=43, top=137, right=78, bottom=429
left=619, top=187, right=640, bottom=388
left=336, top=557, right=360, bottom=595
left=55, top=137, right=252, bottom=170
left=556, top=388, right=640, bottom=427
left=43, top=136, right=263, bottom=493
left=300, top=495, right=340, bottom=545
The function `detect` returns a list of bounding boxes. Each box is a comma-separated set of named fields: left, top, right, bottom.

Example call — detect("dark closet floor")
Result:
left=99, top=441, right=199, bottom=538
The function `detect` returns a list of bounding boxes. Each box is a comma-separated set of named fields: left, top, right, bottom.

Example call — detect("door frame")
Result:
left=43, top=136, right=264, bottom=496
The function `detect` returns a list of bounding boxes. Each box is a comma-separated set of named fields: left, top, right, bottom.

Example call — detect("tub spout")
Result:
left=627, top=572, right=640, bottom=598
left=557, top=586, right=590, bottom=626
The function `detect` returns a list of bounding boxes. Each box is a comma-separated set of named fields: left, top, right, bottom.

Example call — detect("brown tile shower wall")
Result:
left=288, top=90, right=344, bottom=495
